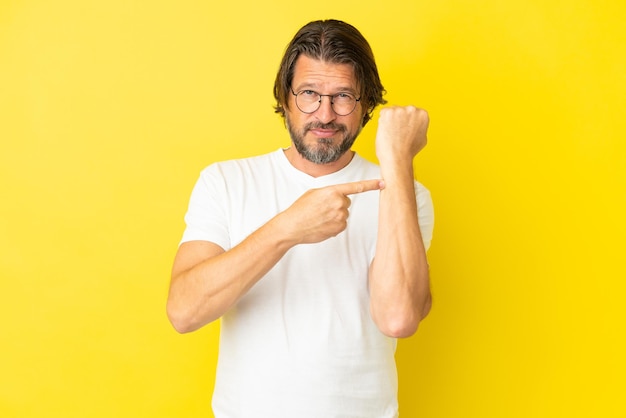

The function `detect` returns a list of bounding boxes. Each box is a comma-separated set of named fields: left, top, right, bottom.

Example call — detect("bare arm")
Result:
left=167, top=179, right=383, bottom=333
left=369, top=106, right=431, bottom=338
left=167, top=219, right=295, bottom=334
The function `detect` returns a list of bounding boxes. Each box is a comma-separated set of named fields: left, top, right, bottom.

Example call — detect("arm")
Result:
left=167, top=179, right=383, bottom=333
left=369, top=106, right=431, bottom=338
left=167, top=218, right=296, bottom=334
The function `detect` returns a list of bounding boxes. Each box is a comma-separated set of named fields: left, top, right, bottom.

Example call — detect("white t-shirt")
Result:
left=181, top=149, right=434, bottom=418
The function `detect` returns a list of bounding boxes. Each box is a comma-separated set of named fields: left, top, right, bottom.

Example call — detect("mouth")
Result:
left=306, top=122, right=345, bottom=139
left=308, top=128, right=338, bottom=138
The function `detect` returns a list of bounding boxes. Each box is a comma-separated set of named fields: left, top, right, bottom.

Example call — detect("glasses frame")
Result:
left=290, top=88, right=361, bottom=116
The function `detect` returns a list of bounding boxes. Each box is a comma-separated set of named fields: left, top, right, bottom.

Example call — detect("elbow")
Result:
left=166, top=302, right=199, bottom=334
left=169, top=320, right=195, bottom=335
left=374, top=296, right=432, bottom=339
left=378, top=315, right=421, bottom=339
left=166, top=297, right=221, bottom=334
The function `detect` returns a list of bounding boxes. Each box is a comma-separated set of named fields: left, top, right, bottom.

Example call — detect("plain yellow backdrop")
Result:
left=1, top=1, right=624, bottom=417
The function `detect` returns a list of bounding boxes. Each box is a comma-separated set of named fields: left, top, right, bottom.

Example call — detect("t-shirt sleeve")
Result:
left=179, top=165, right=231, bottom=251
left=414, top=181, right=435, bottom=251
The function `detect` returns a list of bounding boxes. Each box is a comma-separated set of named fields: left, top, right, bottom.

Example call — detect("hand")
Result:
left=280, top=179, right=383, bottom=244
left=375, top=106, right=429, bottom=166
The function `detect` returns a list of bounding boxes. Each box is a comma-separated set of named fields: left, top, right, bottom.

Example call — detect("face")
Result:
left=285, top=55, right=365, bottom=165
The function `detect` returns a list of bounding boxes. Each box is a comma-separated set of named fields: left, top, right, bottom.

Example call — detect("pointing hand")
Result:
left=280, top=179, right=384, bottom=244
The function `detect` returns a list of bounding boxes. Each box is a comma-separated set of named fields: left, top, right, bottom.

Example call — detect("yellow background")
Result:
left=1, top=0, right=624, bottom=417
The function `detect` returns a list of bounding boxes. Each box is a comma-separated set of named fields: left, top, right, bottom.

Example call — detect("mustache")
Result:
left=304, top=122, right=347, bottom=133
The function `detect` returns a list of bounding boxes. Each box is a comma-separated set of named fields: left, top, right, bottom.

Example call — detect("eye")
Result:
left=300, top=90, right=317, bottom=97
left=334, top=92, right=355, bottom=103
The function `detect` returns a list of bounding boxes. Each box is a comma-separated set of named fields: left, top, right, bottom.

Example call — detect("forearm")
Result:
left=369, top=161, right=431, bottom=338
left=167, top=215, right=296, bottom=333
left=167, top=179, right=384, bottom=333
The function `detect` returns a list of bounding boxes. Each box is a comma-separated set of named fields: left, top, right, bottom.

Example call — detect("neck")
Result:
left=283, top=147, right=355, bottom=178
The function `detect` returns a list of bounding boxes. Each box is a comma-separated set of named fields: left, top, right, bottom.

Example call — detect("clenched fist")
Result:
left=375, top=106, right=429, bottom=167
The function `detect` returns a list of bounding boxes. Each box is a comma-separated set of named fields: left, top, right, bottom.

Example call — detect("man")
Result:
left=167, top=19, right=434, bottom=418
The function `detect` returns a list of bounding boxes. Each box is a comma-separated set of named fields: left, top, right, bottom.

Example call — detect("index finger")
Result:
left=333, top=179, right=383, bottom=196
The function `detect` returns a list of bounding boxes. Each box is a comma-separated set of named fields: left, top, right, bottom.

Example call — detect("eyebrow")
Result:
left=294, top=83, right=358, bottom=95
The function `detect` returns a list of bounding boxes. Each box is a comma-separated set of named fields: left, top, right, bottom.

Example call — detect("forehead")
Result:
left=292, top=55, right=358, bottom=92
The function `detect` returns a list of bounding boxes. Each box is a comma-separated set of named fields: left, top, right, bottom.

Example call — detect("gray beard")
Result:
left=286, top=116, right=360, bottom=165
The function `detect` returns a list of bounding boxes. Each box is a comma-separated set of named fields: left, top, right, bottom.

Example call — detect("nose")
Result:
left=314, top=95, right=336, bottom=124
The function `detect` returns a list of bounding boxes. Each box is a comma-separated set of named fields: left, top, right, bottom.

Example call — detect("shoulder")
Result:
left=199, top=150, right=280, bottom=179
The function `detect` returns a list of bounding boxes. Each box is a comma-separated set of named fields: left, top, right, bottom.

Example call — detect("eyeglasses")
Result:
left=290, top=88, right=361, bottom=116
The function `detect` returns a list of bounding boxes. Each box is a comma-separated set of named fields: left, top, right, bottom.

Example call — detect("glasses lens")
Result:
left=295, top=91, right=321, bottom=113
left=294, top=90, right=358, bottom=116
left=332, top=94, right=356, bottom=116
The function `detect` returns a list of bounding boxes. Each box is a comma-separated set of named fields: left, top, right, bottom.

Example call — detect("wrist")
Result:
left=379, top=158, right=415, bottom=180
